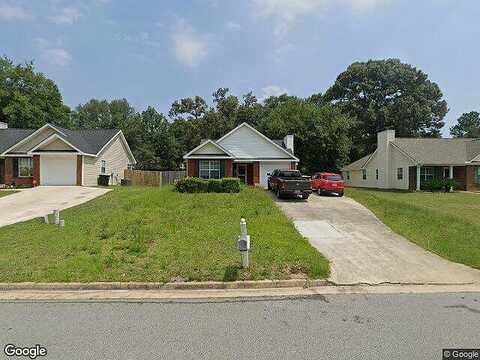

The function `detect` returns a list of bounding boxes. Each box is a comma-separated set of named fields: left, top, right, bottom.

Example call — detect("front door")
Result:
left=237, top=164, right=247, bottom=184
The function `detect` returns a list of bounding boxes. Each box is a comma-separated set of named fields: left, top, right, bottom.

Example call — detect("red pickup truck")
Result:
left=310, top=172, right=345, bottom=196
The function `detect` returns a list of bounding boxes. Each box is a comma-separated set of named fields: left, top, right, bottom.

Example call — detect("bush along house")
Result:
left=0, top=122, right=136, bottom=187
left=342, top=129, right=480, bottom=191
left=183, top=122, right=299, bottom=188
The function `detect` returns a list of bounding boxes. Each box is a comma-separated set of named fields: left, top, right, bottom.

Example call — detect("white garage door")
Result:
left=40, top=156, right=77, bottom=186
left=259, top=161, right=291, bottom=189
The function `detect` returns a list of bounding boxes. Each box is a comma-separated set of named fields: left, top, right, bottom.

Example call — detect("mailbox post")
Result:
left=237, top=218, right=250, bottom=269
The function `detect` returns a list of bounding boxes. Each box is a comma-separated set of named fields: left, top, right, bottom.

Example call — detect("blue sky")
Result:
left=1, top=0, right=479, bottom=136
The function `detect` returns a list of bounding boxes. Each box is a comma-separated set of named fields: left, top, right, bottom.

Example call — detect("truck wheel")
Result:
left=302, top=193, right=310, bottom=200
left=338, top=191, right=344, bottom=197
left=317, top=189, right=323, bottom=196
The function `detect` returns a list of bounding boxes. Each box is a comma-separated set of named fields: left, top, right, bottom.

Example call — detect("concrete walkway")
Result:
left=0, top=186, right=110, bottom=228
left=275, top=194, right=480, bottom=285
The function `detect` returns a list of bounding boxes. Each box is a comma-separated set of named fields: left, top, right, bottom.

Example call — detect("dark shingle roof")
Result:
left=0, top=124, right=120, bottom=155
left=53, top=126, right=120, bottom=154
left=0, top=129, right=36, bottom=153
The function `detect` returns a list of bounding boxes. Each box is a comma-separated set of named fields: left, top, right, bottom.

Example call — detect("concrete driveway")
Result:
left=275, top=194, right=480, bottom=285
left=0, top=186, right=110, bottom=228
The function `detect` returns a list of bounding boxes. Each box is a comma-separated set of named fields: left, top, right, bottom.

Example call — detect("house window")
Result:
left=397, top=168, right=403, bottom=180
left=420, top=167, right=434, bottom=182
left=101, top=160, right=106, bottom=174
left=362, top=169, right=367, bottom=180
left=18, top=157, right=33, bottom=177
left=476, top=167, right=480, bottom=184
left=346, top=171, right=350, bottom=180
left=199, top=160, right=221, bottom=179
left=376, top=169, right=379, bottom=180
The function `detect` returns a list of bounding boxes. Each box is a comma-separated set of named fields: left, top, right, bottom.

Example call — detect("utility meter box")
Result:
left=237, top=235, right=250, bottom=252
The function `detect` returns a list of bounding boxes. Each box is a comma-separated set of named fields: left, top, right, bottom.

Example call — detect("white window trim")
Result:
left=18, top=157, right=33, bottom=178
left=199, top=160, right=221, bottom=179
left=397, top=167, right=403, bottom=180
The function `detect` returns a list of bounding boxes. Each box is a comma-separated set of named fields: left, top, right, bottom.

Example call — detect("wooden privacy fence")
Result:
left=124, top=170, right=186, bottom=186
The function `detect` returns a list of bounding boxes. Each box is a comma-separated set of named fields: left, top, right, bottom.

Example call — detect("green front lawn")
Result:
left=346, top=188, right=480, bottom=269
left=0, top=186, right=329, bottom=282
left=0, top=191, right=17, bottom=198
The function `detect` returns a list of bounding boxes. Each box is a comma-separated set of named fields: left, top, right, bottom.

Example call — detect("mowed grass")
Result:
left=346, top=188, right=480, bottom=269
left=0, top=186, right=329, bottom=282
left=0, top=191, right=16, bottom=198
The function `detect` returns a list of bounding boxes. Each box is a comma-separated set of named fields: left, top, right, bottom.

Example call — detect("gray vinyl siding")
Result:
left=83, top=135, right=132, bottom=186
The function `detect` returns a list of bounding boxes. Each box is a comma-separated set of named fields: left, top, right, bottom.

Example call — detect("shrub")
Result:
left=422, top=178, right=458, bottom=192
left=175, top=177, right=208, bottom=193
left=443, top=178, right=458, bottom=192
left=221, top=178, right=241, bottom=193
left=207, top=179, right=223, bottom=193
left=175, top=177, right=241, bottom=193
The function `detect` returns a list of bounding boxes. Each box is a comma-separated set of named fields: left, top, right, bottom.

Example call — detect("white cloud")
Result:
left=250, top=0, right=388, bottom=38
left=172, top=21, right=208, bottom=67
left=226, top=21, right=241, bottom=30
left=48, top=6, right=83, bottom=24
left=42, top=48, right=72, bottom=66
left=0, top=2, right=33, bottom=21
left=33, top=38, right=72, bottom=67
left=261, top=85, right=288, bottom=100
left=250, top=0, right=326, bottom=39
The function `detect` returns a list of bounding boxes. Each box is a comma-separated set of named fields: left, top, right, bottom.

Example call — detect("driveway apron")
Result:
left=275, top=194, right=480, bottom=285
left=0, top=186, right=110, bottom=228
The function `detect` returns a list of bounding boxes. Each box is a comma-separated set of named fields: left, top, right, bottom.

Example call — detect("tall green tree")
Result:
left=260, top=97, right=353, bottom=173
left=136, top=107, right=179, bottom=170
left=0, top=56, right=71, bottom=128
left=325, top=59, right=448, bottom=156
left=450, top=111, right=480, bottom=138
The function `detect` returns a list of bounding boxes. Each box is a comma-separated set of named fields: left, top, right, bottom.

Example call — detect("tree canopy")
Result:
left=0, top=57, right=71, bottom=128
left=450, top=111, right=480, bottom=138
left=0, top=56, right=456, bottom=173
left=325, top=58, right=448, bottom=157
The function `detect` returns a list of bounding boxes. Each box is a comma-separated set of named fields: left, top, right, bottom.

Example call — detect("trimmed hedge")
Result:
left=175, top=177, right=241, bottom=193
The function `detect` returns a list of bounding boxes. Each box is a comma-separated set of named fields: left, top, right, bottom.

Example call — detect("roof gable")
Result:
left=342, top=153, right=374, bottom=171
left=28, top=133, right=82, bottom=153
left=216, top=123, right=298, bottom=160
left=184, top=140, right=234, bottom=159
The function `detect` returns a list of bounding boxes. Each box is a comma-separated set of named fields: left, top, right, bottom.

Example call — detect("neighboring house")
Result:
left=342, top=129, right=480, bottom=191
left=183, top=122, right=298, bottom=188
left=0, top=122, right=136, bottom=187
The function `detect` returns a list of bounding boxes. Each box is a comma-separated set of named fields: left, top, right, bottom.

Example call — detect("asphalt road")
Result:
left=1, top=292, right=479, bottom=360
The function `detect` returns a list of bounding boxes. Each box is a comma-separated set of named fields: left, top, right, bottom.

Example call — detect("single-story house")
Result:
left=0, top=122, right=136, bottom=187
left=183, top=122, right=299, bottom=188
left=342, top=129, right=480, bottom=191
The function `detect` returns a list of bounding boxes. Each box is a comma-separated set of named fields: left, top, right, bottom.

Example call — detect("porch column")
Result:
left=449, top=165, right=454, bottom=192
left=416, top=165, right=421, bottom=191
